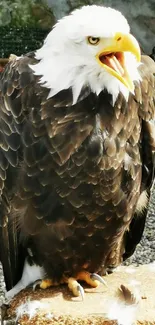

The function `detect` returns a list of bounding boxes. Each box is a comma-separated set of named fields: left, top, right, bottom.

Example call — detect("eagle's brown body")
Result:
left=0, top=53, right=155, bottom=291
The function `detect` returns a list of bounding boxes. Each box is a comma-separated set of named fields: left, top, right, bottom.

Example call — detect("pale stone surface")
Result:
left=3, top=264, right=155, bottom=324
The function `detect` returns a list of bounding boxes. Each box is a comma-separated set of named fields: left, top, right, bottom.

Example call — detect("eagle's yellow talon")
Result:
left=90, top=273, right=107, bottom=287
left=33, top=279, right=54, bottom=291
left=67, top=277, right=85, bottom=299
left=76, top=271, right=106, bottom=288
left=39, top=279, right=53, bottom=289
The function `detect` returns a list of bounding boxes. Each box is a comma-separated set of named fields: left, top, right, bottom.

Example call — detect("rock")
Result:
left=2, top=264, right=155, bottom=325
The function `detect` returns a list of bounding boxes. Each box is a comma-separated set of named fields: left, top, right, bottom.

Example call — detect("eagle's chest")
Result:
left=19, top=92, right=141, bottom=245
left=54, top=107, right=141, bottom=218
left=53, top=137, right=141, bottom=244
left=23, top=95, right=142, bottom=277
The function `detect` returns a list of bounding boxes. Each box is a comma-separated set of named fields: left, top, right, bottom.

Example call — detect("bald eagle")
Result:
left=0, top=5, right=155, bottom=301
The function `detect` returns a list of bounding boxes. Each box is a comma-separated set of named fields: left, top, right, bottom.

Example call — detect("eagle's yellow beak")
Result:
left=96, top=33, right=141, bottom=91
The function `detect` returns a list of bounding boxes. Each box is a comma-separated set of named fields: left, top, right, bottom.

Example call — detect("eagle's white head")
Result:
left=32, top=5, right=141, bottom=104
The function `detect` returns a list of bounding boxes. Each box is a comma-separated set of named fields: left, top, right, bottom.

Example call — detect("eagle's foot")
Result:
left=67, top=271, right=106, bottom=299
left=32, top=277, right=85, bottom=299
left=32, top=271, right=106, bottom=300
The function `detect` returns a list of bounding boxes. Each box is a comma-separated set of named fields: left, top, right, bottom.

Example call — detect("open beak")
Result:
left=96, top=33, right=141, bottom=91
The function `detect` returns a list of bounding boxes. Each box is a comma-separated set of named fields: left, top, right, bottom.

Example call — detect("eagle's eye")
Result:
left=87, top=36, right=100, bottom=45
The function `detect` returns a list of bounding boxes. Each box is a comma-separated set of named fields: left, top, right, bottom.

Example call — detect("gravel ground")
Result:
left=124, top=188, right=155, bottom=266
left=0, top=190, right=155, bottom=305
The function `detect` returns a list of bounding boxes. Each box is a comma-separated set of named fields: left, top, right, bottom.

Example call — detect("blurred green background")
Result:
left=0, top=0, right=155, bottom=57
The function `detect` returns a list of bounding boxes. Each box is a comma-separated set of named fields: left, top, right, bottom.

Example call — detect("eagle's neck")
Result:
left=30, top=48, right=141, bottom=106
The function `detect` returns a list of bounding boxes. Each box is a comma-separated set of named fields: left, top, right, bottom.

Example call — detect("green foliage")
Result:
left=0, top=1, right=11, bottom=26
left=0, top=0, right=55, bottom=28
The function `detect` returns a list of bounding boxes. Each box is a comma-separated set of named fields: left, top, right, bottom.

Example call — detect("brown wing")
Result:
left=123, top=55, right=155, bottom=260
left=0, top=53, right=95, bottom=290
left=0, top=52, right=43, bottom=289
